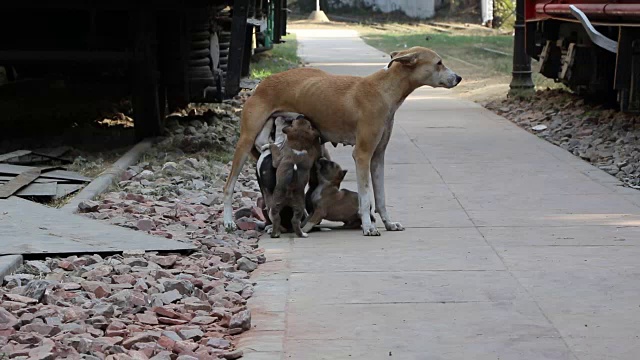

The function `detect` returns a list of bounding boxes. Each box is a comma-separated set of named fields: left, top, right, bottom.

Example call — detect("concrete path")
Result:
left=239, top=28, right=640, bottom=360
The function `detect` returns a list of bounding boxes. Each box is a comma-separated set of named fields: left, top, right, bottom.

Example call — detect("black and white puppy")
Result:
left=254, top=112, right=333, bottom=234
left=255, top=114, right=299, bottom=233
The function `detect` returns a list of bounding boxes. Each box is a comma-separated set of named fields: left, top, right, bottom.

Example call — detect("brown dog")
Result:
left=302, top=158, right=375, bottom=232
left=268, top=118, right=322, bottom=238
left=223, top=46, right=461, bottom=236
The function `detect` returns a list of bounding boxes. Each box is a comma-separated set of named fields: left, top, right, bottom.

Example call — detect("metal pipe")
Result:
left=537, top=3, right=640, bottom=17
left=569, top=4, right=618, bottom=53
left=509, top=0, right=535, bottom=96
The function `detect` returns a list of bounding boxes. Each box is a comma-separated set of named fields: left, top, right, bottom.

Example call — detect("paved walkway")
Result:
left=239, top=28, right=640, bottom=360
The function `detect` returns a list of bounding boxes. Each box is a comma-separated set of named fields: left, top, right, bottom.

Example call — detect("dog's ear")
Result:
left=340, top=169, right=348, bottom=180
left=386, top=52, right=419, bottom=69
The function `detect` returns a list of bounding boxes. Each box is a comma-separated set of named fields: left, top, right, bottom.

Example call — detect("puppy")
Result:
left=255, top=113, right=331, bottom=234
left=268, top=118, right=321, bottom=238
left=255, top=115, right=295, bottom=232
left=302, top=158, right=375, bottom=233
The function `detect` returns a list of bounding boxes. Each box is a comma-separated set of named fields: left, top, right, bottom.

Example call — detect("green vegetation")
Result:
left=250, top=34, right=301, bottom=80
left=362, top=31, right=564, bottom=90
left=362, top=32, right=513, bottom=76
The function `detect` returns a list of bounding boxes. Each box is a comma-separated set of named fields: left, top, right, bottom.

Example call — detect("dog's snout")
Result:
left=455, top=75, right=462, bottom=84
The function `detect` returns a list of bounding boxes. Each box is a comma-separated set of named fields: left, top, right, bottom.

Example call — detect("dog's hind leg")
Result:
left=320, top=144, right=332, bottom=160
left=223, top=100, right=274, bottom=230
left=305, top=163, right=318, bottom=215
left=254, top=118, right=274, bottom=153
left=223, top=136, right=254, bottom=230
left=301, top=208, right=326, bottom=233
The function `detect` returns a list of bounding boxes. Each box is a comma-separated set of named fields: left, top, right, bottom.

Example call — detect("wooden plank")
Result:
left=0, top=176, right=71, bottom=184
left=0, top=168, right=41, bottom=199
left=41, top=170, right=91, bottom=182
left=0, top=197, right=196, bottom=256
left=0, top=150, right=32, bottom=163
left=0, top=147, right=72, bottom=165
left=30, top=147, right=73, bottom=164
left=37, top=146, right=72, bottom=158
left=0, top=164, right=49, bottom=175
left=0, top=164, right=90, bottom=182
left=16, top=182, right=58, bottom=197
left=55, top=184, right=85, bottom=199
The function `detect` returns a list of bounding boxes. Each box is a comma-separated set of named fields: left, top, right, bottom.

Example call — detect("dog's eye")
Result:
left=437, top=60, right=442, bottom=66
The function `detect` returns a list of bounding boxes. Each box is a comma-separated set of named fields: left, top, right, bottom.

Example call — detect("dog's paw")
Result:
left=362, top=225, right=381, bottom=236
left=300, top=232, right=309, bottom=238
left=224, top=221, right=237, bottom=233
left=265, top=225, right=273, bottom=234
left=384, top=221, right=405, bottom=231
left=270, top=231, right=281, bottom=238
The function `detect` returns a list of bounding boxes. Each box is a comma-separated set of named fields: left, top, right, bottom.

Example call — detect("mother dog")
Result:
left=223, top=46, right=462, bottom=236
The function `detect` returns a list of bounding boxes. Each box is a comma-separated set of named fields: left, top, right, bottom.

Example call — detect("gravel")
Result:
left=1, top=89, right=269, bottom=359
left=486, top=89, right=640, bottom=189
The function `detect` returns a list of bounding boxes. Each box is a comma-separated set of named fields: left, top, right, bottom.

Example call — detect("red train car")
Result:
left=524, top=0, right=640, bottom=111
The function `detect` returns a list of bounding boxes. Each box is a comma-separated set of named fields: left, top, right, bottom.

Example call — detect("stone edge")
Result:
left=61, top=138, right=155, bottom=214
left=0, top=254, right=24, bottom=280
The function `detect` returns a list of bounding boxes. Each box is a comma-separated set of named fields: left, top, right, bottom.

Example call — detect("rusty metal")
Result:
left=536, top=3, right=640, bottom=18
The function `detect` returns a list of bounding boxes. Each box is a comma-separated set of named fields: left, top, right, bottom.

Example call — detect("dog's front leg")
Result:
left=353, top=144, right=380, bottom=236
left=269, top=206, right=282, bottom=238
left=371, top=149, right=404, bottom=231
left=371, top=128, right=404, bottom=231
left=291, top=205, right=308, bottom=238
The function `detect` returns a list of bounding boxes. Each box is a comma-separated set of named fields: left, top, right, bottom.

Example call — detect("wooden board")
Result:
left=0, top=164, right=90, bottom=182
left=16, top=182, right=58, bottom=197
left=0, top=197, right=196, bottom=255
left=55, top=184, right=85, bottom=199
left=0, top=168, right=41, bottom=199
left=0, top=150, right=32, bottom=163
left=0, top=176, right=71, bottom=184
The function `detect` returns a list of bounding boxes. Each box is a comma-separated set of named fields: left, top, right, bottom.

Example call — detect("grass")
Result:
left=200, top=148, right=234, bottom=165
left=362, top=31, right=566, bottom=91
left=250, top=34, right=301, bottom=80
left=362, top=32, right=513, bottom=77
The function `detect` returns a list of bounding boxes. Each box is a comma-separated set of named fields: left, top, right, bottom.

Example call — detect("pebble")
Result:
left=1, top=98, right=264, bottom=359
left=23, top=261, right=51, bottom=275
left=487, top=90, right=640, bottom=189
left=237, top=257, right=258, bottom=272
left=223, top=349, right=244, bottom=359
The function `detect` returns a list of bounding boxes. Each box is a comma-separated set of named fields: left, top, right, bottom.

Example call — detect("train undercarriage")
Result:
left=525, top=1, right=640, bottom=112
left=0, top=0, right=288, bottom=139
